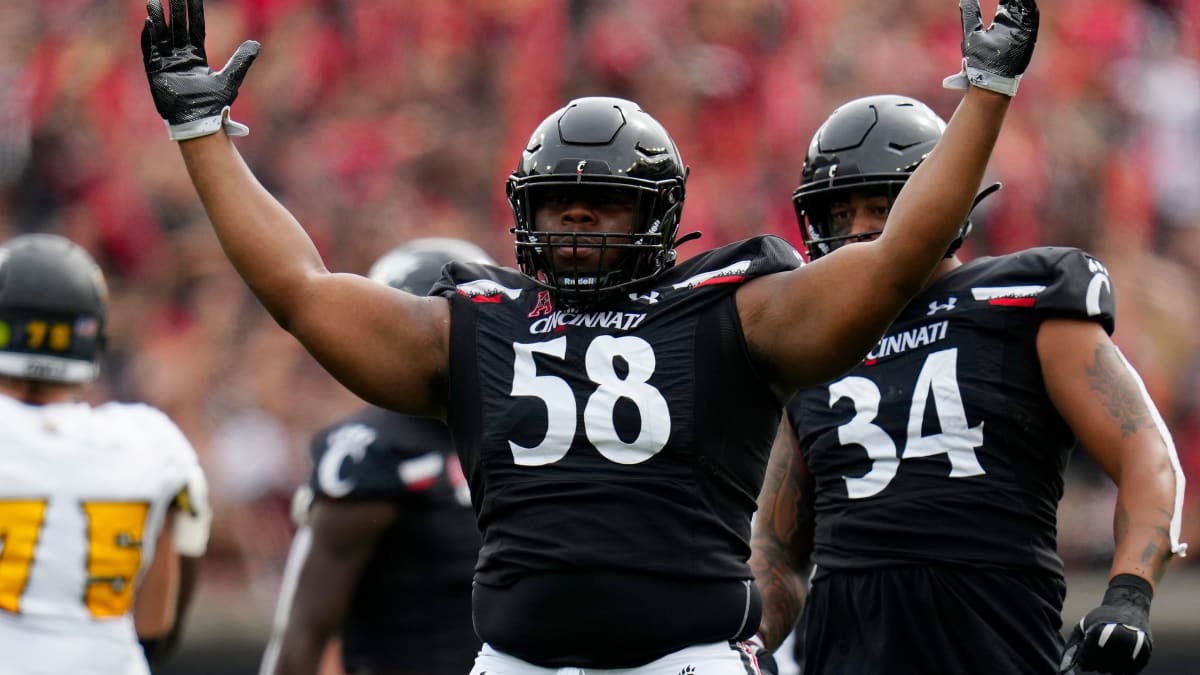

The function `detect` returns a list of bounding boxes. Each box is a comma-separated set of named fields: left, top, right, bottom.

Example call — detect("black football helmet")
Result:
left=508, top=97, right=689, bottom=306
left=0, top=234, right=108, bottom=383
left=368, top=237, right=495, bottom=296
left=794, top=94, right=975, bottom=260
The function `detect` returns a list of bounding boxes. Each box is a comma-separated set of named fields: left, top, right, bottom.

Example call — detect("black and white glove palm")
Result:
left=141, top=0, right=260, bottom=141
left=1059, top=575, right=1154, bottom=675
left=943, top=0, right=1039, bottom=97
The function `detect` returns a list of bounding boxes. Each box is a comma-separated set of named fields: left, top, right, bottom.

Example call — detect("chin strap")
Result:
left=674, top=231, right=703, bottom=247
left=947, top=181, right=1003, bottom=258
left=971, top=181, right=1003, bottom=215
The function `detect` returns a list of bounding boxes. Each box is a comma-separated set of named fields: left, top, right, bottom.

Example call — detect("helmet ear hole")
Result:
left=665, top=185, right=683, bottom=206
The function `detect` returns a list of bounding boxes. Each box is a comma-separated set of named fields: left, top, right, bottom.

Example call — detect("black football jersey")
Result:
left=433, top=236, right=802, bottom=589
left=307, top=406, right=481, bottom=672
left=789, top=247, right=1116, bottom=580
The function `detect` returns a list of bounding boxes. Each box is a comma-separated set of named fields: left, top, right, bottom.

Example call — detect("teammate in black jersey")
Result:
left=748, top=93, right=1189, bottom=674
left=140, top=0, right=1038, bottom=670
left=259, top=239, right=490, bottom=675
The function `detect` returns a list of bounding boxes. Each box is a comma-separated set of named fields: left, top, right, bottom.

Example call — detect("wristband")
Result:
left=942, top=59, right=1023, bottom=96
left=166, top=107, right=250, bottom=141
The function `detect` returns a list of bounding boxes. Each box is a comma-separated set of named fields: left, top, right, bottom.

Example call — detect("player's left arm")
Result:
left=1039, top=318, right=1186, bottom=586
left=1040, top=317, right=1188, bottom=674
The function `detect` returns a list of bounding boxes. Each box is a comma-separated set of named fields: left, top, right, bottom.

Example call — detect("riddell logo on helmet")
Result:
left=23, top=358, right=67, bottom=380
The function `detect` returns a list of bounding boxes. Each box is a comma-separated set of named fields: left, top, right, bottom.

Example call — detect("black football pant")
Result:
left=800, top=566, right=1066, bottom=674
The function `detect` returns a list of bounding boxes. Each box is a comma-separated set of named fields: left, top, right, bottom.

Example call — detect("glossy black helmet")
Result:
left=368, top=237, right=495, bottom=296
left=0, top=234, right=108, bottom=383
left=794, top=94, right=969, bottom=260
left=508, top=96, right=688, bottom=305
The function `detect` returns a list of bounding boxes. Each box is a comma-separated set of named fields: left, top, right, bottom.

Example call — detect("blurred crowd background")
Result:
left=1, top=0, right=1198, bottom=666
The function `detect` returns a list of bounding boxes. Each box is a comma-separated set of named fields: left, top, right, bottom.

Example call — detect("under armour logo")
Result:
left=629, top=290, right=660, bottom=304
left=927, top=297, right=957, bottom=315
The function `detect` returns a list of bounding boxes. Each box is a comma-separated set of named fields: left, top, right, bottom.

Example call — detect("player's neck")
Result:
left=0, top=377, right=81, bottom=406
left=924, top=256, right=963, bottom=289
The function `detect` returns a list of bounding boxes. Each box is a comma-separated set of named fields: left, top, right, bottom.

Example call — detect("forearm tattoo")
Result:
left=1086, top=344, right=1155, bottom=437
left=1114, top=505, right=1175, bottom=584
left=751, top=444, right=814, bottom=648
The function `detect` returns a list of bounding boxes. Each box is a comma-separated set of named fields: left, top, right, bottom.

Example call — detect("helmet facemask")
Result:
left=510, top=165, right=686, bottom=310
left=796, top=181, right=905, bottom=260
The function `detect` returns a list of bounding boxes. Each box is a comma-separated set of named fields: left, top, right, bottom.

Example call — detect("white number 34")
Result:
left=831, top=348, right=985, bottom=499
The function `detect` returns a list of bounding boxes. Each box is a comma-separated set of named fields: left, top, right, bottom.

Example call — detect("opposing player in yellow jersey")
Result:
left=0, top=234, right=211, bottom=675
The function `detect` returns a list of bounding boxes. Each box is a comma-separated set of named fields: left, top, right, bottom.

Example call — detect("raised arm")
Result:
left=141, top=0, right=448, bottom=415
left=1042, top=319, right=1187, bottom=675
left=741, top=0, right=1038, bottom=388
left=749, top=415, right=816, bottom=651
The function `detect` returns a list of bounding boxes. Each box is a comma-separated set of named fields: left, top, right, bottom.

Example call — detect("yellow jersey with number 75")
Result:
left=0, top=394, right=209, bottom=675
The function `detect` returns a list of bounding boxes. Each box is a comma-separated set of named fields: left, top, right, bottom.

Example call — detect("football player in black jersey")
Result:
left=258, top=239, right=490, bottom=675
left=140, top=0, right=1038, bottom=670
left=748, top=94, right=1189, bottom=674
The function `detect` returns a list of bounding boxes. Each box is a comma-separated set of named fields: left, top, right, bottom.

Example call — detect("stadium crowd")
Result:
left=0, top=0, right=1197, bottom=616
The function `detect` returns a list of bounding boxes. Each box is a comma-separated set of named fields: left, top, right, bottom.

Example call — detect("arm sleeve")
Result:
left=1033, top=248, right=1116, bottom=335
left=172, top=460, right=212, bottom=557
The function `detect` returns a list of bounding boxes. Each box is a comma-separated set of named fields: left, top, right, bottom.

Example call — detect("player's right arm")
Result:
left=749, top=415, right=815, bottom=651
left=262, top=501, right=398, bottom=675
left=140, top=0, right=448, bottom=416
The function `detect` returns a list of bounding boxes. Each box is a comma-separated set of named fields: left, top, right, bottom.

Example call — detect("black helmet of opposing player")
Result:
left=508, top=96, right=688, bottom=305
left=794, top=94, right=970, bottom=260
left=0, top=234, right=108, bottom=383
left=368, top=237, right=495, bottom=296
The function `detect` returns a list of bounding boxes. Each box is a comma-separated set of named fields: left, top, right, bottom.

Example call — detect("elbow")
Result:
left=243, top=266, right=328, bottom=333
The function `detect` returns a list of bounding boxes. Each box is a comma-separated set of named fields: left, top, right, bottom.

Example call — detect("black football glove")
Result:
left=943, top=0, right=1039, bottom=97
left=742, top=635, right=779, bottom=675
left=140, top=0, right=260, bottom=140
left=1059, top=574, right=1154, bottom=674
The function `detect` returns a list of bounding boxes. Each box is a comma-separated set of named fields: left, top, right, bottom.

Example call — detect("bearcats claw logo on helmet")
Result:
left=507, top=97, right=691, bottom=307
left=793, top=94, right=992, bottom=261
left=0, top=234, right=108, bottom=384
left=368, top=237, right=495, bottom=297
